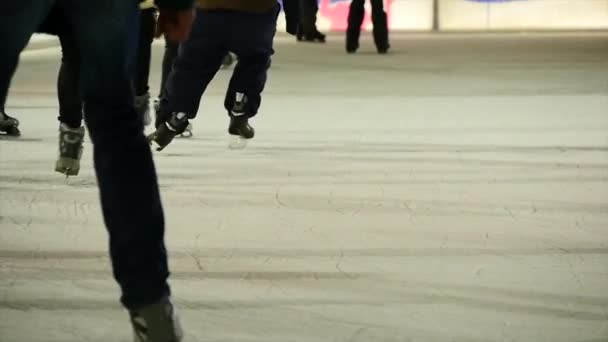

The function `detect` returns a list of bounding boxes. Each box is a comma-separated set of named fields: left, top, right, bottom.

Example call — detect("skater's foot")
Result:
left=377, top=44, right=390, bottom=54
left=298, top=30, right=326, bottom=43
left=55, top=123, right=85, bottom=177
left=130, top=297, right=183, bottom=342
left=135, top=93, right=151, bottom=126
left=147, top=112, right=190, bottom=151
left=228, top=116, right=254, bottom=139
left=228, top=92, right=254, bottom=140
left=346, top=41, right=359, bottom=54
left=0, top=110, right=21, bottom=137
left=221, top=53, right=235, bottom=69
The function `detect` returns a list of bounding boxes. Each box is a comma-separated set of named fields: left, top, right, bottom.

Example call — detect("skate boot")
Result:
left=228, top=93, right=254, bottom=149
left=55, top=123, right=85, bottom=177
left=147, top=112, right=190, bottom=151
left=0, top=110, right=21, bottom=137
left=221, top=53, right=234, bottom=69
left=135, top=93, right=151, bottom=127
left=130, top=297, right=183, bottom=342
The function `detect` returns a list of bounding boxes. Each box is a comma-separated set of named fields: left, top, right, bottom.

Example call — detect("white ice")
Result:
left=1, top=33, right=608, bottom=342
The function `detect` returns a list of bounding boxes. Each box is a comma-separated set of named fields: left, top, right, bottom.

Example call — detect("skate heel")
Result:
left=55, top=157, right=81, bottom=176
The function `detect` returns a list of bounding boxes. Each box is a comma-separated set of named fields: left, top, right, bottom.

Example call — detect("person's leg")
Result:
left=149, top=9, right=228, bottom=150
left=298, top=0, right=324, bottom=42
left=63, top=0, right=173, bottom=314
left=57, top=32, right=83, bottom=129
left=132, top=7, right=156, bottom=126
left=0, top=0, right=52, bottom=136
left=370, top=0, right=389, bottom=53
left=134, top=8, right=156, bottom=98
left=224, top=5, right=279, bottom=138
left=161, top=9, right=227, bottom=121
left=346, top=0, right=365, bottom=53
left=158, top=37, right=179, bottom=101
left=55, top=31, right=86, bottom=175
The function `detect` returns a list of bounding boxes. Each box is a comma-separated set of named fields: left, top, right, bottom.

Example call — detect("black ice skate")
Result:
left=147, top=112, right=190, bottom=151
left=0, top=110, right=21, bottom=137
left=55, top=123, right=85, bottom=177
left=130, top=297, right=183, bottom=342
left=228, top=93, right=254, bottom=149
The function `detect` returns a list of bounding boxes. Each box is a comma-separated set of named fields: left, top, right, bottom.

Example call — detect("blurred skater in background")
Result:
left=346, top=0, right=389, bottom=53
left=297, top=0, right=326, bottom=43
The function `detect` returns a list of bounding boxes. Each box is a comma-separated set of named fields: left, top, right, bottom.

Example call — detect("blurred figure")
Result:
left=346, top=0, right=389, bottom=53
left=297, top=0, right=326, bottom=43
left=0, top=1, right=194, bottom=341
left=149, top=1, right=280, bottom=151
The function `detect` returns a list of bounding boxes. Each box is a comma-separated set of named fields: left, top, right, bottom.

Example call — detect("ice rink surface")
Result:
left=1, top=33, right=608, bottom=342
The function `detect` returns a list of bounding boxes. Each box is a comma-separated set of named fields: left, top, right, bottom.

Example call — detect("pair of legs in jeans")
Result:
left=151, top=6, right=279, bottom=151
left=0, top=0, right=181, bottom=340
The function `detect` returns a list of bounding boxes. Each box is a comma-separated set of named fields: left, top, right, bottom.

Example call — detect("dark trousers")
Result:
left=159, top=37, right=179, bottom=100
left=0, top=0, right=169, bottom=311
left=45, top=6, right=152, bottom=128
left=164, top=6, right=278, bottom=120
left=298, top=0, right=319, bottom=36
left=133, top=8, right=156, bottom=97
left=57, top=32, right=82, bottom=128
left=347, top=0, right=389, bottom=50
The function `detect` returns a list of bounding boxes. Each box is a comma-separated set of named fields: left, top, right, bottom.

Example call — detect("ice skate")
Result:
left=55, top=123, right=85, bottom=177
left=177, top=123, right=193, bottom=138
left=130, top=297, right=183, bottom=342
left=297, top=27, right=326, bottom=43
left=0, top=110, right=21, bottom=137
left=147, top=112, right=190, bottom=151
left=135, top=93, right=152, bottom=126
left=228, top=92, right=254, bottom=149
left=221, top=53, right=235, bottom=69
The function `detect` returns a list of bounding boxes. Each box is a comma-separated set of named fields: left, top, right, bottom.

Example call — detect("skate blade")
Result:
left=55, top=159, right=80, bottom=177
left=147, top=131, right=167, bottom=151
left=228, top=135, right=248, bottom=150
left=177, top=130, right=193, bottom=139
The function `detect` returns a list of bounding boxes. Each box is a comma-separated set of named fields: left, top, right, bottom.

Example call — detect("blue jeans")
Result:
left=0, top=0, right=170, bottom=311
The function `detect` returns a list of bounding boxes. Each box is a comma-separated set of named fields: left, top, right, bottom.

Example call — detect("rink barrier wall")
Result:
left=278, top=0, right=608, bottom=31
left=26, top=0, right=608, bottom=50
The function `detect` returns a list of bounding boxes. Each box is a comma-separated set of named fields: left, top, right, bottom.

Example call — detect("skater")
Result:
left=155, top=37, right=234, bottom=139
left=156, top=37, right=194, bottom=137
left=37, top=0, right=158, bottom=176
left=0, top=2, right=194, bottom=342
left=297, top=0, right=326, bottom=43
left=346, top=0, right=390, bottom=54
left=150, top=0, right=280, bottom=151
